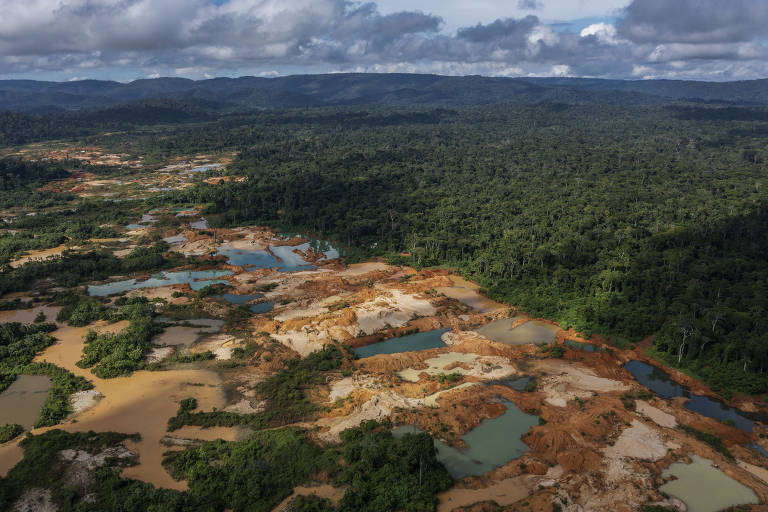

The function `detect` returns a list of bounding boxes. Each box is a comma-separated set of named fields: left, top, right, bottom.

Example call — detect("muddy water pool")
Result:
left=0, top=325, right=238, bottom=489
left=490, top=375, right=534, bottom=391
left=153, top=318, right=223, bottom=347
left=0, top=375, right=51, bottom=429
left=218, top=293, right=262, bottom=304
left=436, top=276, right=505, bottom=313
left=625, top=360, right=757, bottom=431
left=354, top=328, right=449, bottom=358
left=659, top=455, right=758, bottom=512
left=217, top=239, right=338, bottom=273
left=564, top=340, right=599, bottom=352
left=0, top=305, right=60, bottom=324
left=394, top=399, right=538, bottom=479
left=476, top=318, right=559, bottom=346
left=249, top=301, right=275, bottom=314
left=88, top=270, right=233, bottom=296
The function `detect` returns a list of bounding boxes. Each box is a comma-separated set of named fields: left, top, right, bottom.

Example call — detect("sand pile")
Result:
left=398, top=352, right=518, bottom=383
left=635, top=400, right=677, bottom=428
left=316, top=391, right=424, bottom=443
left=534, top=360, right=629, bottom=407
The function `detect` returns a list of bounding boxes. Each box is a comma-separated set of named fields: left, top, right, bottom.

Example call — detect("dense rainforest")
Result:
left=1, top=77, right=768, bottom=394
left=155, top=103, right=768, bottom=393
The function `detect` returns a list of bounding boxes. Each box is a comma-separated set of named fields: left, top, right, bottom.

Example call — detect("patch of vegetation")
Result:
left=619, top=390, right=654, bottom=409
left=167, top=346, right=343, bottom=431
left=164, top=428, right=336, bottom=512
left=76, top=298, right=161, bottom=378
left=164, top=420, right=451, bottom=512
left=335, top=421, right=452, bottom=511
left=55, top=295, right=106, bottom=326
left=170, top=351, right=215, bottom=364
left=436, top=373, right=462, bottom=384
left=289, top=495, right=336, bottom=512
left=540, top=344, right=564, bottom=358
left=680, top=425, right=733, bottom=459
left=0, top=429, right=205, bottom=511
left=0, top=424, right=23, bottom=444
left=197, top=282, right=231, bottom=298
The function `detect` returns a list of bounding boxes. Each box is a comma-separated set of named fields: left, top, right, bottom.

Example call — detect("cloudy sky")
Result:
left=1, top=0, right=767, bottom=82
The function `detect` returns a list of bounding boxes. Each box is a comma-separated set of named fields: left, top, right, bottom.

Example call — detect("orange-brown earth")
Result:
left=2, top=223, right=768, bottom=511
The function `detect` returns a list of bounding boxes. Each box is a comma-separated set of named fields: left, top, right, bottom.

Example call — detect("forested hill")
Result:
left=1, top=73, right=768, bottom=112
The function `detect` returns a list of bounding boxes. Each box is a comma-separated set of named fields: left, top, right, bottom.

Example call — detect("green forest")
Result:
left=151, top=103, right=768, bottom=393
left=2, top=98, right=768, bottom=395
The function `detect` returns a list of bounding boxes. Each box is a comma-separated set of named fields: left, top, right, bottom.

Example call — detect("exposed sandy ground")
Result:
left=10, top=245, right=69, bottom=268
left=191, top=334, right=242, bottom=360
left=605, top=420, right=667, bottom=462
left=327, top=375, right=380, bottom=402
left=0, top=442, right=24, bottom=477
left=353, top=289, right=437, bottom=336
left=738, top=460, right=768, bottom=485
left=12, top=488, right=56, bottom=512
left=146, top=347, right=174, bottom=364
left=636, top=400, right=678, bottom=428
left=436, top=275, right=506, bottom=313
left=5, top=224, right=768, bottom=510
left=397, top=352, right=518, bottom=383
left=317, top=391, right=425, bottom=443
left=336, top=261, right=390, bottom=276
left=437, top=466, right=563, bottom=511
left=533, top=359, right=630, bottom=407
left=69, top=389, right=102, bottom=414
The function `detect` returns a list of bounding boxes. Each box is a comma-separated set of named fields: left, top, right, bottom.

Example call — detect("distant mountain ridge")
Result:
left=1, top=73, right=767, bottom=112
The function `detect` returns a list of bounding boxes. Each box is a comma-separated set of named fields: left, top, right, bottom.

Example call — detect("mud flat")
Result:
left=660, top=456, right=759, bottom=512
left=153, top=318, right=223, bottom=347
left=436, top=276, right=505, bottom=313
left=0, top=305, right=60, bottom=324
left=476, top=318, right=559, bottom=345
left=0, top=375, right=51, bottom=429
left=9, top=245, right=68, bottom=268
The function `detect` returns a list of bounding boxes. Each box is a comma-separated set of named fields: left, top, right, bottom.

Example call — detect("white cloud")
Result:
left=580, top=23, right=619, bottom=45
left=0, top=0, right=765, bottom=80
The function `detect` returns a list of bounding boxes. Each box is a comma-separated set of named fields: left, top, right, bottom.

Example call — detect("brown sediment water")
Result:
left=660, top=456, right=759, bottom=512
left=476, top=318, right=559, bottom=345
left=0, top=441, right=24, bottom=477
left=436, top=276, right=506, bottom=313
left=14, top=324, right=233, bottom=490
left=0, top=305, right=61, bottom=324
left=437, top=476, right=531, bottom=511
left=0, top=375, right=51, bottom=429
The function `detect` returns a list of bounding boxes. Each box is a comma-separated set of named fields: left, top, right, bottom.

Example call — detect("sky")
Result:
left=1, top=0, right=767, bottom=82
